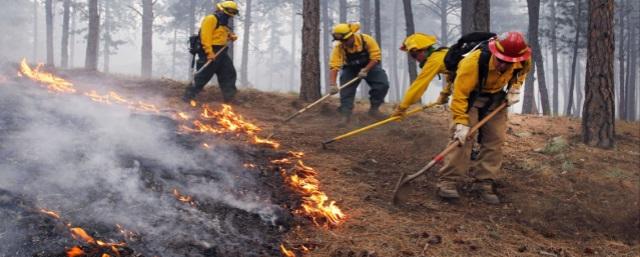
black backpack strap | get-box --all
[466,44,492,113]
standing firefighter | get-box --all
[392,33,452,118]
[437,32,531,204]
[329,23,390,123]
[183,1,239,103]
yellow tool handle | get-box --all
[283,77,360,123]
[322,102,439,146]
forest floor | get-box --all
[156,79,640,257]
[6,67,639,257]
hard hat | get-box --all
[400,33,437,52]
[332,23,360,41]
[217,1,239,16]
[488,32,531,62]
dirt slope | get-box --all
[18,70,640,257]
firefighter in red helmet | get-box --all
[436,32,532,204]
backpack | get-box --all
[443,32,497,85]
[188,14,224,56]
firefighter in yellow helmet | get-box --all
[392,33,452,118]
[436,32,532,204]
[183,1,239,103]
[329,23,390,123]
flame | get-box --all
[66,246,84,257]
[172,188,197,206]
[280,244,296,257]
[18,59,76,93]
[70,227,96,244]
[40,208,61,219]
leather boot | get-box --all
[475,180,500,204]
[437,181,460,199]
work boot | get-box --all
[437,181,460,200]
[475,180,500,204]
[337,113,352,127]
[182,88,197,103]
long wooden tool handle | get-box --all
[283,77,360,123]
[194,45,229,75]
[402,102,508,182]
[323,102,439,145]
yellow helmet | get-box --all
[332,23,360,41]
[217,1,239,16]
[400,33,437,52]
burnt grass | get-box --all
[0,80,303,257]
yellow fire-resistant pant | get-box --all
[437,95,508,183]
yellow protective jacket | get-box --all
[451,49,531,126]
[398,48,451,110]
[200,15,232,59]
[329,34,382,70]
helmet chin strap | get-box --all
[215,11,230,26]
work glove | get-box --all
[229,33,238,42]
[436,92,450,105]
[453,124,471,145]
[329,85,340,95]
[391,107,406,119]
[357,69,369,79]
[506,87,521,106]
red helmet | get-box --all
[488,32,531,62]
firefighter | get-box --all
[183,1,239,103]
[437,32,532,204]
[329,23,390,123]
[392,33,452,118]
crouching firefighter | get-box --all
[328,23,390,123]
[437,32,532,204]
[183,1,239,103]
[392,33,453,118]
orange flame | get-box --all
[70,227,96,244]
[18,59,76,93]
[66,246,84,257]
[40,208,61,219]
[280,244,296,257]
[172,188,197,206]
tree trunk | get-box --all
[189,0,196,35]
[45,0,54,66]
[61,0,70,68]
[551,0,559,115]
[461,0,490,34]
[103,0,111,73]
[402,0,417,82]
[360,0,371,34]
[624,7,637,121]
[321,0,331,93]
[290,7,298,91]
[70,5,76,68]
[240,0,253,87]
[527,0,551,115]
[85,0,99,71]
[522,60,538,114]
[582,0,615,149]
[617,0,626,119]
[141,0,154,78]
[566,0,582,116]
[374,0,381,44]
[171,28,177,78]
[575,57,583,115]
[440,0,449,45]
[300,0,321,101]
[339,0,347,22]
[33,0,38,61]
[391,1,400,102]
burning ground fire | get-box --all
[15,59,346,256]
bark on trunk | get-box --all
[403,0,417,82]
[300,0,321,101]
[85,0,99,71]
[617,0,626,119]
[391,1,401,102]
[45,0,54,66]
[566,0,582,116]
[440,0,449,45]
[240,0,253,87]
[551,0,559,115]
[103,0,111,73]
[461,0,490,34]
[624,9,637,120]
[70,5,76,67]
[527,0,551,115]
[290,7,297,91]
[61,0,70,68]
[339,0,347,22]
[374,0,381,44]
[33,0,38,61]
[522,60,538,114]
[321,0,331,93]
[360,0,371,34]
[141,0,154,78]
[582,0,615,149]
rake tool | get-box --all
[321,102,439,149]
[265,77,361,139]
[391,102,508,204]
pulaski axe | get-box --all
[391,102,508,204]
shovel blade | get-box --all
[391,173,410,205]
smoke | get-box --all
[0,78,287,256]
